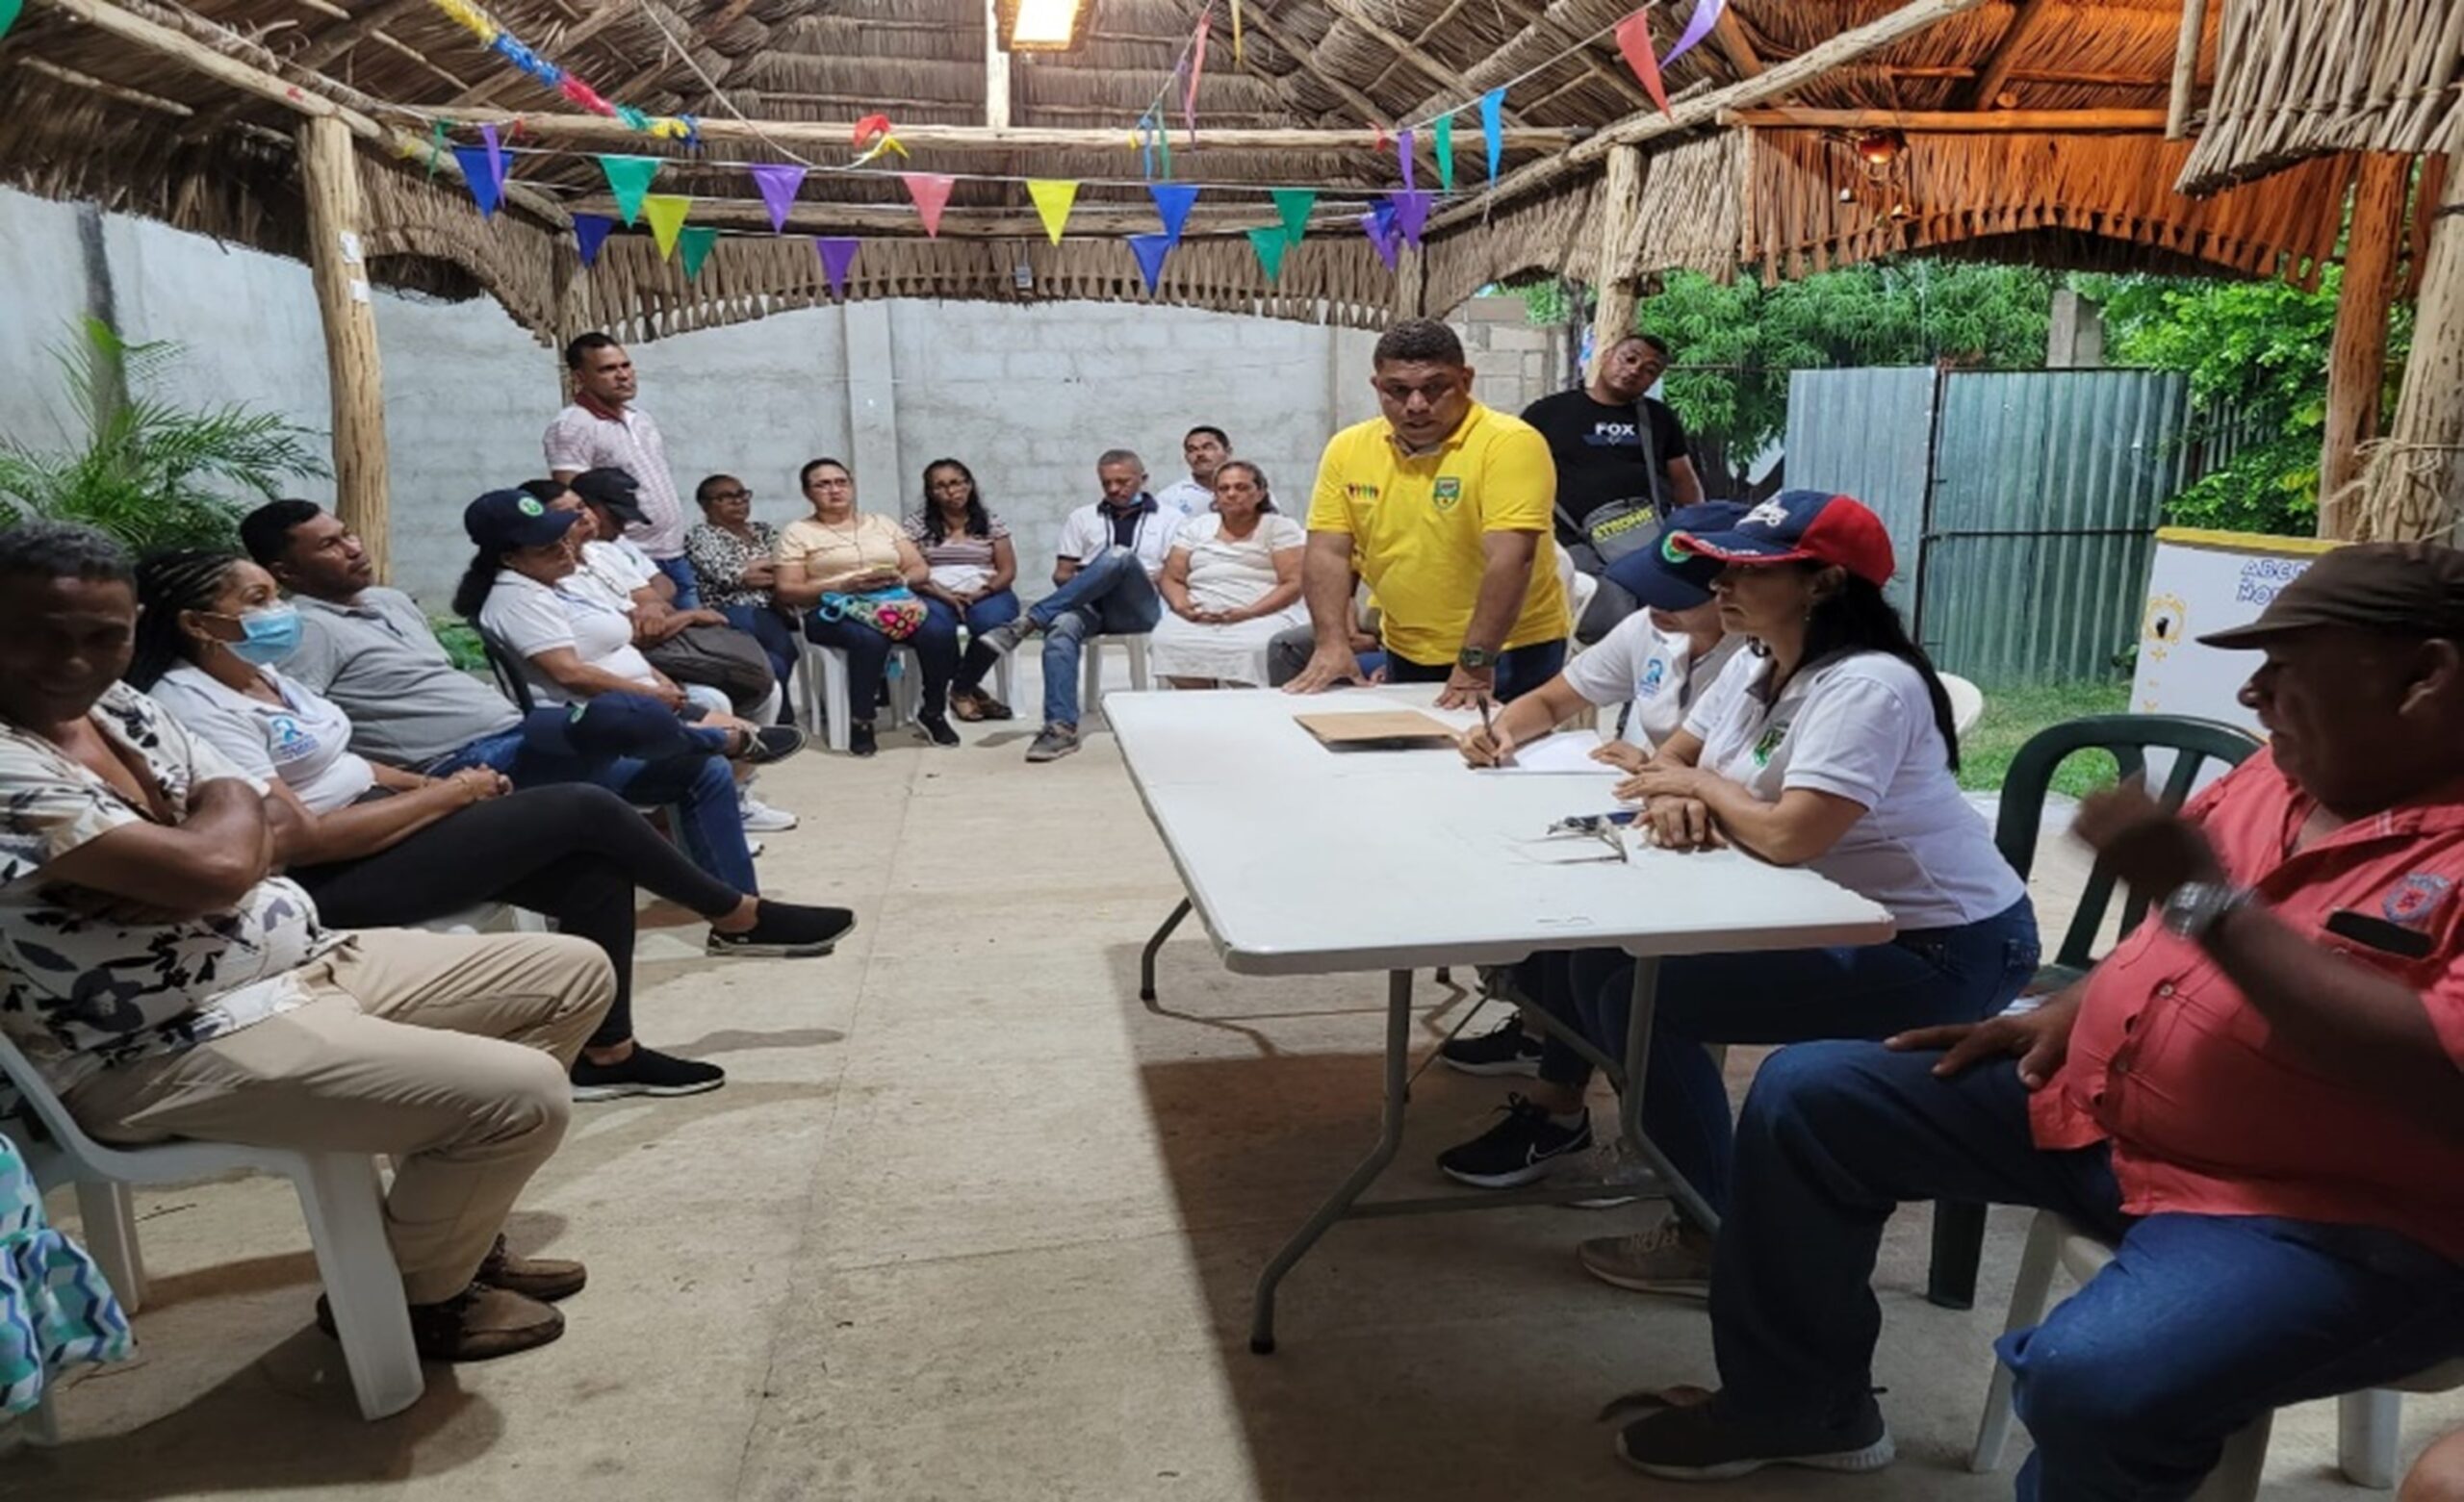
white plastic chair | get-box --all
[422,905,552,937]
[1079,634,1153,726]
[0,1035,424,1423]
[797,639,916,752]
[1942,672,1987,740]
[1972,1209,2464,1495]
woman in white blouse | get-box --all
[1148,461,1307,688]
[774,457,961,755]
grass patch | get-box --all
[1956,680,2132,797]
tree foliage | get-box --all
[0,318,330,554]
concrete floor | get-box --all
[8,680,2458,1500]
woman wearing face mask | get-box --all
[133,549,859,1101]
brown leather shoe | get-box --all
[476,1235,587,1303]
[317,1283,566,1362]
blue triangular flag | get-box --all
[1128,232,1173,292]
[1149,183,1201,246]
[573,214,616,267]
[451,145,504,218]
[1480,88,1506,182]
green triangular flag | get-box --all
[1271,188,1317,246]
[642,193,691,261]
[1245,226,1288,283]
[600,155,660,226]
[677,226,720,281]
[0,0,24,41]
[1433,114,1457,193]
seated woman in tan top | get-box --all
[773,457,960,756]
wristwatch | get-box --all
[1456,645,1496,671]
[2160,880,2251,941]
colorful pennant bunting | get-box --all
[901,173,955,238]
[1245,225,1288,283]
[748,164,807,233]
[1432,114,1456,193]
[451,145,504,217]
[1362,202,1401,271]
[1128,232,1174,293]
[1150,183,1201,245]
[677,226,719,281]
[1184,13,1211,135]
[426,0,693,140]
[1028,179,1080,244]
[851,114,908,165]
[816,237,860,299]
[1661,0,1731,68]
[642,193,691,260]
[1398,125,1416,193]
[1615,11,1672,115]
[599,154,659,225]
[0,0,20,40]
[1272,188,1318,244]
[572,214,615,267]
[1479,89,1506,183]
[1393,190,1430,247]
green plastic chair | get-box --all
[1924,713,2263,1311]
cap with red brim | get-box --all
[1669,490,1896,588]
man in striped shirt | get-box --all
[544,333,699,607]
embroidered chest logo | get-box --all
[2383,873,2453,929]
[1751,718,1792,768]
[1431,476,1463,510]
[1346,483,1381,503]
[1636,658,1668,697]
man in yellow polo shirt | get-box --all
[1289,318,1570,707]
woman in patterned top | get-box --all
[684,473,797,704]
[906,458,1020,722]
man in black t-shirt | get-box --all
[1522,334,1705,640]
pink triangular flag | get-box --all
[749,164,807,233]
[815,237,860,299]
[1184,13,1211,134]
[1615,10,1673,115]
[902,173,955,238]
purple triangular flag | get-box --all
[1394,190,1430,247]
[750,164,807,233]
[1128,232,1173,292]
[1149,182,1201,246]
[451,145,504,217]
[1398,125,1415,192]
[1361,207,1400,271]
[814,237,860,299]
[573,213,616,267]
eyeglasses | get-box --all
[707,489,751,503]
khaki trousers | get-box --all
[66,929,614,1304]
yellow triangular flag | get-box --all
[642,193,692,261]
[1027,179,1079,245]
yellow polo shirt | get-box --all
[1306,402,1569,667]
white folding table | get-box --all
[1106,686,1895,1353]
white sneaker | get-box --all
[740,795,799,833]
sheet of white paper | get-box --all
[1478,729,1613,776]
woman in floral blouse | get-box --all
[684,473,796,704]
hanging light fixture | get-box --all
[998,0,1095,52]
[1852,129,1907,175]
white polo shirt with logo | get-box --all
[1562,613,1747,751]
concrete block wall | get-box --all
[0,186,1575,604]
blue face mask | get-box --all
[226,603,302,666]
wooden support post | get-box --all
[2319,153,2411,537]
[983,0,1011,129]
[2358,153,2464,543]
[298,115,392,581]
[2167,0,2211,140]
[1586,145,1646,378]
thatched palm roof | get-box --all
[0,0,2379,339]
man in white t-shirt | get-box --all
[1152,424,1230,521]
[543,333,698,607]
[956,447,1179,762]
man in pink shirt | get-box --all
[544,333,697,607]
[1616,542,2464,1496]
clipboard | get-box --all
[1295,709,1459,751]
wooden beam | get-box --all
[437,108,1582,152]
[1586,144,1646,375]
[1711,11,1764,77]
[1721,106,2169,132]
[1242,4,1392,127]
[1964,0,2057,109]
[2320,153,2412,536]
[1430,0,1992,235]
[298,114,393,583]
[2356,151,2464,541]
[434,0,636,111]
[15,54,193,115]
[1321,0,1527,125]
[563,195,1357,238]
[2167,0,2210,140]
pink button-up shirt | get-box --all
[542,394,687,559]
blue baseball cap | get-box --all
[1671,490,1896,587]
[1603,500,1751,610]
[464,488,579,551]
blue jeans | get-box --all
[804,608,960,722]
[1384,637,1568,702]
[1028,550,1161,728]
[922,589,1021,639]
[654,554,701,610]
[1712,1039,2464,1499]
[720,603,799,705]
[1565,897,2040,1214]
[436,720,756,892]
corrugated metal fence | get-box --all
[1785,367,2200,684]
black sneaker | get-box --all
[1436,1093,1591,1188]
[848,722,878,758]
[1616,1392,1895,1482]
[915,711,961,748]
[706,901,857,957]
[742,726,807,765]
[570,1046,727,1102]
[1439,1014,1546,1077]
